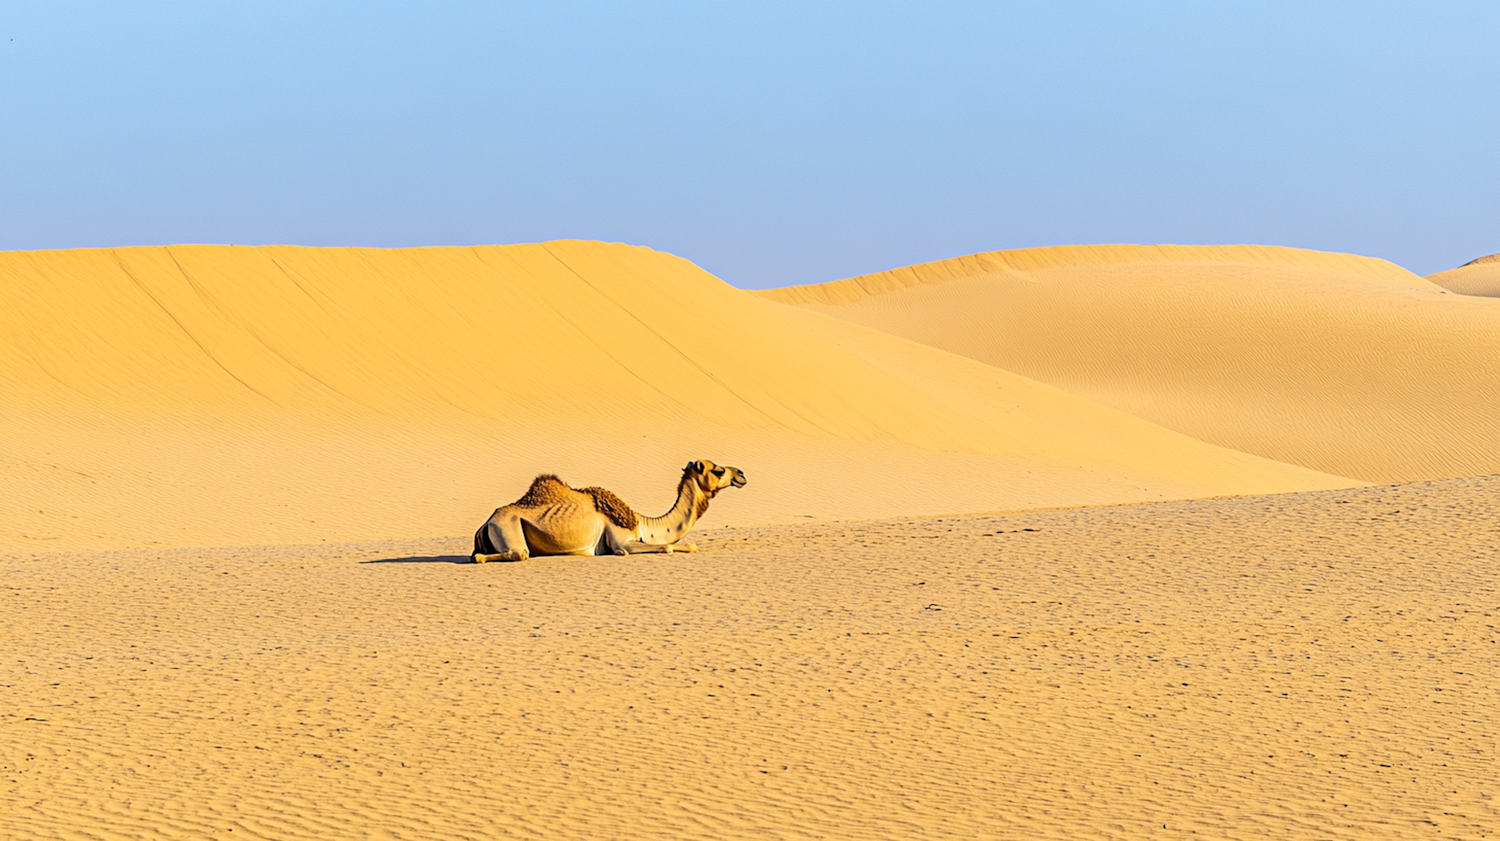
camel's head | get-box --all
[685,459,747,495]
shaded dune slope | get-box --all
[756,245,1500,483]
[1428,253,1500,298]
[1,243,1350,553]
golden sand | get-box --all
[1429,254,1500,298]
[755,244,1500,484]
[1,243,1350,554]
[3,241,1495,839]
[4,476,1495,839]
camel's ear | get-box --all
[693,460,705,473]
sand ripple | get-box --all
[3,476,1495,838]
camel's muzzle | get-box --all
[730,471,747,488]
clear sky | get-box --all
[2,2,1496,287]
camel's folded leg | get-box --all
[603,525,634,556]
[625,542,670,554]
[473,517,529,563]
[625,542,698,554]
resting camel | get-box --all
[471,459,747,563]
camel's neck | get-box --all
[638,475,711,545]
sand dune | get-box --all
[4,474,1494,840]
[756,244,1500,484]
[1428,253,1500,298]
[0,243,1351,553]
[5,240,1495,840]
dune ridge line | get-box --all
[1,241,1355,553]
[756,243,1500,484]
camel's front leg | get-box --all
[625,541,698,555]
[473,512,530,563]
[602,524,634,556]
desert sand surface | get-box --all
[4,474,1496,840]
[5,240,1496,839]
[1429,254,1500,298]
[1,243,1353,555]
[755,245,1500,484]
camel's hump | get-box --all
[513,474,572,508]
[580,486,639,530]
[513,474,638,530]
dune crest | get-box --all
[1,242,1352,553]
[763,243,1428,306]
[756,244,1500,484]
[1428,253,1500,298]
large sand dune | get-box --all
[1428,253,1500,298]
[756,245,1500,483]
[5,240,1495,840]
[0,243,1350,553]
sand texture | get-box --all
[6,240,1495,838]
[4,474,1496,840]
[1429,254,1500,298]
[1,243,1353,554]
[755,244,1500,484]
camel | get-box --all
[471,459,747,563]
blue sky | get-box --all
[2,2,1496,287]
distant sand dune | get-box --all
[1428,253,1500,298]
[0,243,1349,553]
[757,244,1500,483]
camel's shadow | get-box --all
[360,555,470,565]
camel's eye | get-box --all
[713,468,725,476]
